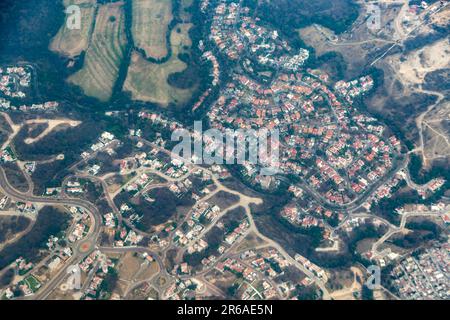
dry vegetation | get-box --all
[391,38,450,87]
[131,0,173,60]
[422,101,450,162]
[124,23,195,107]
[50,0,97,58]
[68,2,128,102]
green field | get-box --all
[22,275,42,293]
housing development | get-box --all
[0,0,448,305]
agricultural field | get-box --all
[131,0,173,60]
[68,2,128,102]
[124,23,196,107]
[49,0,97,58]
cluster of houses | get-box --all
[416,178,446,199]
[0,65,60,115]
[216,255,278,300]
[0,147,17,163]
[0,97,59,112]
[112,225,143,247]
[391,243,449,300]
[2,225,77,299]
[66,180,85,195]
[0,65,31,98]
[103,212,117,228]
[174,201,221,248]
[206,1,402,209]
[81,131,116,160]
[280,204,325,229]
[210,2,309,72]
[67,206,91,243]
[70,250,116,299]
[16,202,37,215]
[334,76,374,104]
[185,217,250,269]
[294,254,327,282]
[164,278,200,300]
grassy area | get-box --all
[124,23,196,107]
[68,2,128,102]
[50,0,96,57]
[131,0,173,60]
[23,275,42,293]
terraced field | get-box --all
[124,23,195,107]
[68,2,128,102]
[49,0,97,57]
[131,0,173,60]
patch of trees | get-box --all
[392,220,443,249]
[371,191,419,226]
[0,131,8,147]
[0,206,69,270]
[0,268,15,288]
[408,153,450,184]
[12,120,105,194]
[361,284,374,300]
[403,30,448,54]
[183,251,206,268]
[0,0,65,56]
[26,123,48,139]
[294,284,320,300]
[309,52,347,82]
[423,68,450,93]
[99,269,119,296]
[312,223,387,269]
[253,201,326,263]
[0,216,31,243]
[167,53,202,90]
[132,187,195,231]
[13,121,102,161]
[226,283,240,299]
[255,0,360,41]
[209,191,240,209]
[2,162,29,193]
[31,159,71,195]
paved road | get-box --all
[371,210,447,258]
[0,166,103,299]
